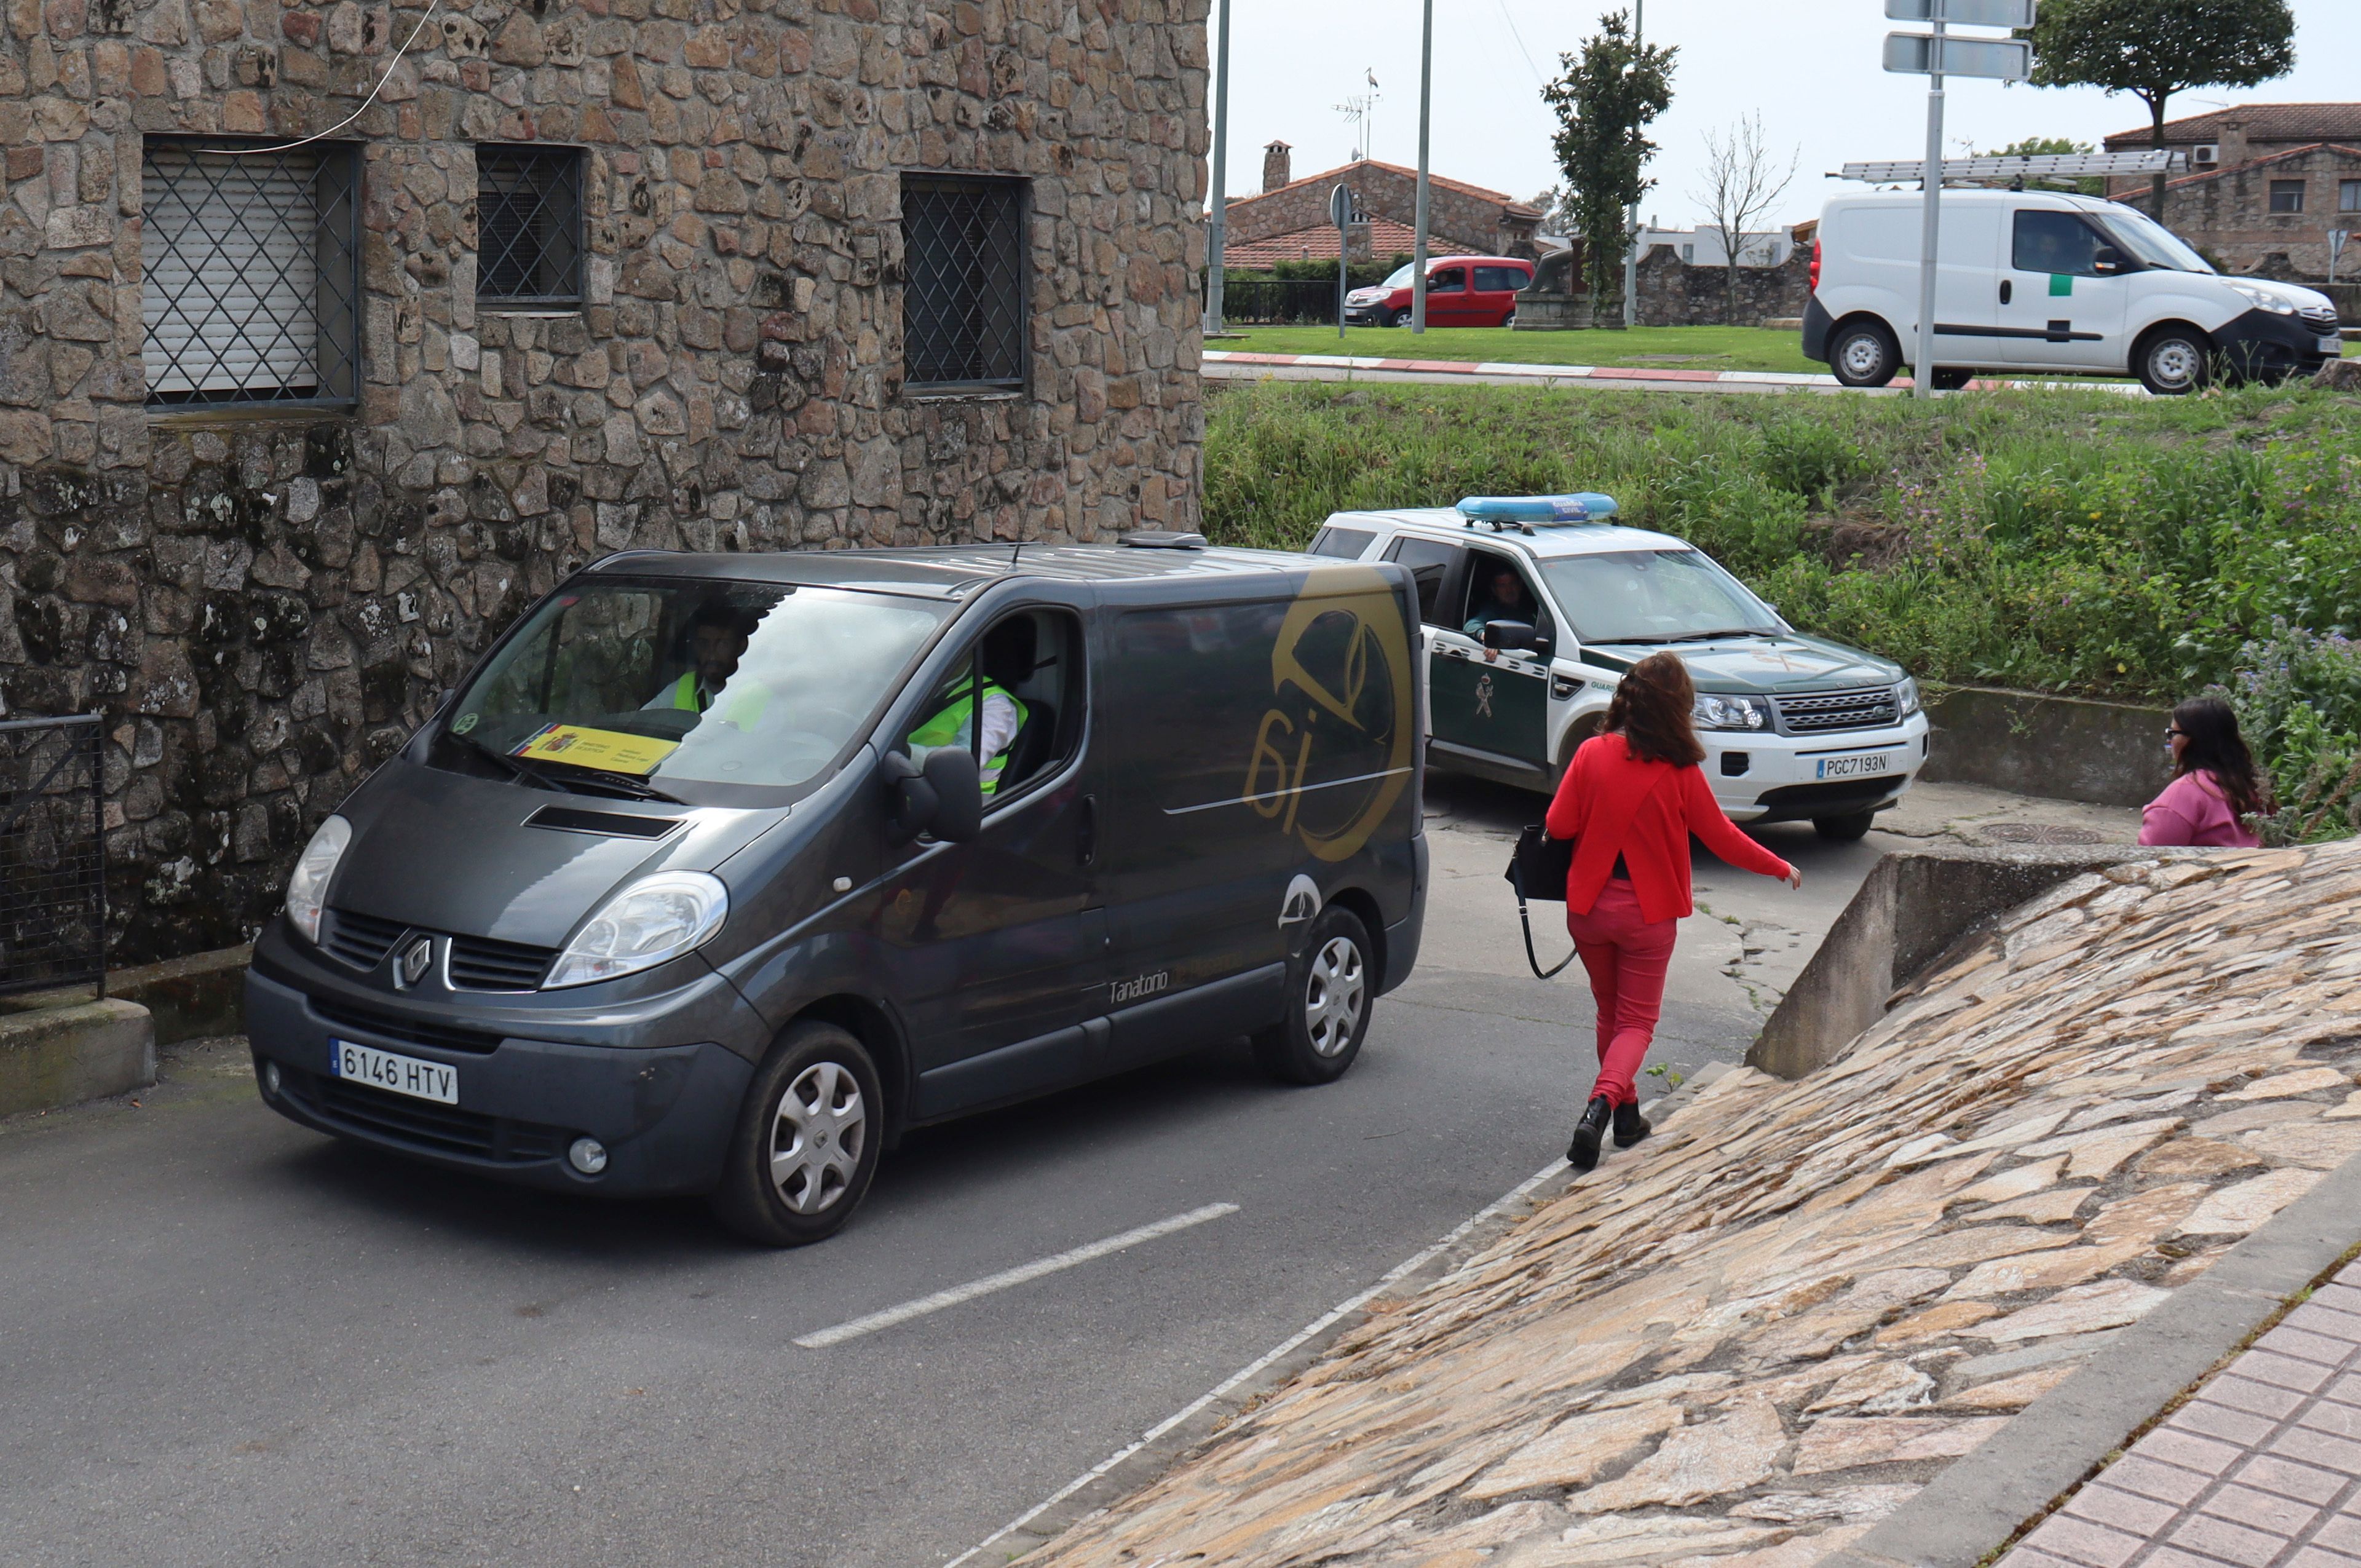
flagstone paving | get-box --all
[1018,844,2361,1567]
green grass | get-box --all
[1209,324,1821,374]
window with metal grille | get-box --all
[141,139,361,406]
[901,174,1027,392]
[2269,179,2307,214]
[477,146,583,307]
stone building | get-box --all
[2102,103,2361,277]
[1219,140,1540,269]
[0,0,1209,962]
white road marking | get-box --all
[941,1154,1576,1567]
[794,1203,1241,1350]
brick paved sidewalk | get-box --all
[2002,1259,2361,1568]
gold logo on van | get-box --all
[1244,565,1416,863]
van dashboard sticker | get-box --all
[1112,971,1169,1005]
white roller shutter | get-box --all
[141,149,318,396]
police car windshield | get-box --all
[1535,550,1780,644]
[442,580,947,801]
[2097,207,2215,274]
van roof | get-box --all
[580,542,1324,598]
[1825,187,2119,216]
[1324,507,1690,558]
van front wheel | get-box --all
[1829,320,1900,388]
[711,1023,884,1246]
[2136,327,2211,395]
[1254,906,1374,1085]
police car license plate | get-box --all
[328,1039,457,1104]
[1815,751,1892,780]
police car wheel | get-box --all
[1813,810,1877,842]
[1254,906,1374,1086]
[711,1023,883,1246]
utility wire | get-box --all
[212,0,443,154]
[1493,0,1547,87]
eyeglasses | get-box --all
[2164,727,2188,740]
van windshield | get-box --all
[1380,263,1415,288]
[2096,207,2215,274]
[1536,550,1781,644]
[441,580,947,803]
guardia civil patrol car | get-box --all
[1307,494,1931,839]
[246,539,1426,1245]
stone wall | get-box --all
[2143,146,2361,277]
[1633,243,1811,327]
[0,0,1208,964]
[1222,158,1538,259]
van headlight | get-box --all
[1693,694,1772,731]
[2229,282,2298,315]
[1896,677,1921,716]
[544,871,729,989]
[284,815,351,945]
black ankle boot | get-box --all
[1566,1096,1613,1172]
[1613,1100,1652,1149]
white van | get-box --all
[1803,188,2341,395]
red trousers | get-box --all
[1566,877,1677,1107]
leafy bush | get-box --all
[2217,622,2361,843]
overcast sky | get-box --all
[1210,1,2360,232]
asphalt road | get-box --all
[0,778,2130,1567]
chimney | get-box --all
[1262,140,1292,193]
[2218,117,2248,168]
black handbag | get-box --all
[1504,825,1578,979]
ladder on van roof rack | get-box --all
[1832,149,2181,185]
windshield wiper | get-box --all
[524,759,687,804]
[1662,628,1773,643]
[453,731,568,791]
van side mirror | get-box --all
[883,748,983,843]
[1482,619,1539,652]
[2092,245,2124,274]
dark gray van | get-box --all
[246,540,1428,1243]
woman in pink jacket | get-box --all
[2140,697,2266,849]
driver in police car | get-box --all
[1465,565,1550,645]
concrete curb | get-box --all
[105,943,250,1045]
[1922,687,2171,809]
[1203,350,2151,398]
[0,997,154,1115]
[1826,1144,2361,1568]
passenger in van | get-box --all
[2140,697,2266,849]
[1465,565,1549,644]
[909,618,1035,797]
[1545,652,1802,1174]
[645,600,763,724]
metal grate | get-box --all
[0,715,106,998]
[285,1068,568,1163]
[321,908,408,971]
[448,935,556,992]
[477,145,583,306]
[141,140,360,406]
[1776,688,1903,734]
[312,996,507,1055]
[901,174,1026,390]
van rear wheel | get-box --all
[1829,320,1900,388]
[1253,906,1374,1085]
[711,1022,882,1246]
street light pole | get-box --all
[1621,0,1642,330]
[1913,13,1944,400]
[1201,0,1232,338]
[1412,0,1432,333]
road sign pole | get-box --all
[1202,0,1230,336]
[1913,18,1945,400]
[1412,0,1432,333]
[1332,184,1354,339]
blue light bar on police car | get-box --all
[1455,493,1619,524]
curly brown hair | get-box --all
[1604,652,1705,768]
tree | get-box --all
[1527,186,1575,238]
[1690,114,1798,325]
[1542,10,1675,327]
[2027,0,2295,217]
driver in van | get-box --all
[909,619,1035,798]
[646,601,765,725]
[1465,565,1549,644]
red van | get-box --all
[1344,256,1534,328]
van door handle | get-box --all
[1999,279,2013,304]
[1077,793,1097,868]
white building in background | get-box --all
[1635,221,1795,267]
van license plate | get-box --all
[328,1039,457,1105]
[2321,336,2344,354]
[1815,752,1892,780]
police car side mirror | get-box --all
[922,747,983,844]
[1482,619,1539,652]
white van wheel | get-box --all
[1829,321,1900,388]
[2137,328,2211,396]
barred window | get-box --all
[901,174,1026,392]
[477,146,583,307]
[140,140,361,406]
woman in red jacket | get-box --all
[1544,653,1803,1172]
